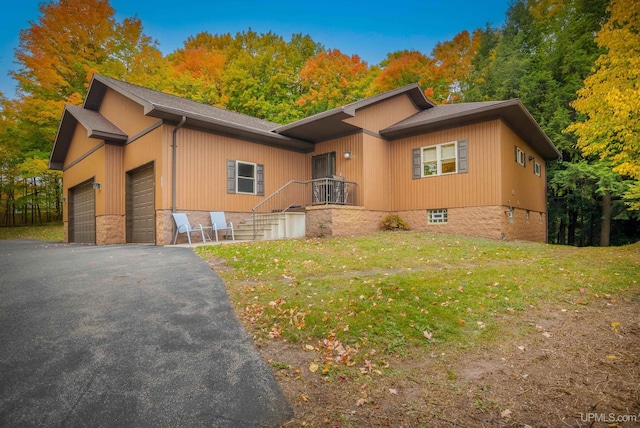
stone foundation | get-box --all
[305,205,387,238]
[96,215,125,244]
[395,206,546,242]
[156,206,548,245]
[502,207,546,242]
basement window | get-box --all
[428,209,448,224]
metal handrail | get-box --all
[251,178,358,240]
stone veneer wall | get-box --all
[157,206,547,244]
[96,215,125,244]
[397,206,546,242]
[502,207,546,242]
[305,205,387,238]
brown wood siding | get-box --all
[104,144,124,215]
[64,124,101,168]
[63,147,105,220]
[123,126,164,209]
[362,133,391,210]
[343,94,419,133]
[500,122,547,212]
[100,88,159,136]
[172,127,310,211]
[310,133,364,203]
[389,121,502,210]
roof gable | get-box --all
[49,105,127,170]
[380,100,561,161]
[274,83,434,142]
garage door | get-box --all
[127,164,155,243]
[69,181,96,244]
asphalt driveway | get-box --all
[0,240,292,427]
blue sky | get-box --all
[0,0,510,99]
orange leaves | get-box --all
[296,49,369,114]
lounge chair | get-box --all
[172,213,207,244]
[209,211,235,242]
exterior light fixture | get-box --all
[92,182,101,190]
[344,151,352,159]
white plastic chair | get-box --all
[209,211,235,242]
[172,213,207,244]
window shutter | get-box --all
[514,145,518,162]
[412,148,421,179]
[457,140,468,173]
[256,164,264,196]
[227,160,236,194]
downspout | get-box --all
[172,116,187,213]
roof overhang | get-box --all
[275,83,435,142]
[381,100,561,161]
[49,105,128,170]
[148,107,314,152]
[85,74,313,152]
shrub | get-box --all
[381,214,409,231]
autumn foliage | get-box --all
[1,0,638,242]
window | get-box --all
[413,140,467,179]
[236,161,256,194]
[227,159,264,195]
[515,146,526,166]
[422,142,457,177]
[428,209,448,224]
[534,161,541,176]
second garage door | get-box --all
[127,164,155,243]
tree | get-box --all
[431,29,482,102]
[168,40,228,106]
[296,49,370,116]
[220,30,323,123]
[367,50,448,101]
[461,25,501,101]
[567,0,640,209]
[10,0,167,152]
[0,0,166,224]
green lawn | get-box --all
[196,232,639,371]
[0,223,64,242]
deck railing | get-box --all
[251,178,358,239]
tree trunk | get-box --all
[557,217,566,245]
[567,210,577,246]
[600,193,611,247]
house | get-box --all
[49,74,560,245]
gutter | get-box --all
[172,116,187,213]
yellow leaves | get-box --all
[308,363,319,373]
[611,321,621,332]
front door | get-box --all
[311,152,336,204]
[311,152,336,179]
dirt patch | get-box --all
[206,257,231,271]
[256,295,640,427]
